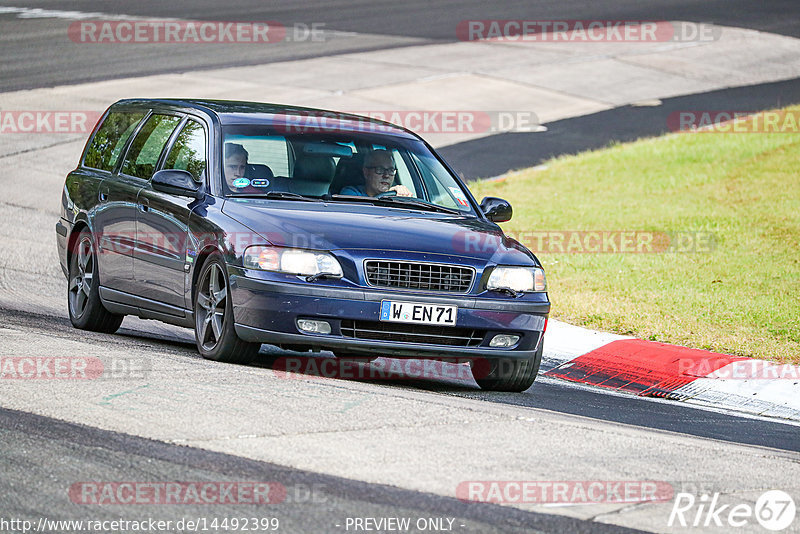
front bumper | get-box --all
[230,267,549,361]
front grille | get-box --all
[364,260,474,293]
[341,320,484,347]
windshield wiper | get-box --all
[329,194,462,215]
[377,196,463,215]
[235,191,321,202]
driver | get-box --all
[340,150,412,197]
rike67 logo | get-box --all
[669,490,796,531]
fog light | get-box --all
[489,334,520,348]
[297,319,331,334]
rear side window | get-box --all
[121,114,182,180]
[83,111,146,171]
[163,119,207,181]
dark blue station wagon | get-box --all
[56,99,550,391]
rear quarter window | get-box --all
[83,111,146,172]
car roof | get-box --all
[112,98,419,140]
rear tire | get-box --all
[473,339,543,392]
[194,252,260,363]
[67,230,123,334]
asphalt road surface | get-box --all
[442,77,800,179]
[1,2,799,533]
[1,407,653,534]
[1,0,800,91]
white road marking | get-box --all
[0,6,177,21]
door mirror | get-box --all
[480,197,512,222]
[151,169,204,199]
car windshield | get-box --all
[220,123,476,216]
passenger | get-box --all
[340,150,412,197]
[224,143,250,190]
[223,142,286,193]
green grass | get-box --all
[468,107,800,363]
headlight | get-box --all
[487,266,546,293]
[243,246,343,278]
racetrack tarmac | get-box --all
[1,2,799,532]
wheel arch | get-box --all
[190,244,225,306]
[66,220,91,275]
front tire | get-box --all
[67,230,123,333]
[194,253,260,363]
[473,339,543,392]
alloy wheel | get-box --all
[197,263,228,351]
[68,236,94,319]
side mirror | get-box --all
[151,169,204,199]
[480,197,512,222]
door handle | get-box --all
[98,187,109,203]
[139,198,149,212]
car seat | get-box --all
[291,154,336,196]
[328,152,366,195]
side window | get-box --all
[83,111,146,171]
[411,153,461,209]
[163,120,207,181]
[389,148,416,197]
[121,114,181,180]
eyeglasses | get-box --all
[366,166,397,175]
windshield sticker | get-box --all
[449,187,470,207]
[250,179,270,188]
[232,178,251,188]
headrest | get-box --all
[293,155,336,183]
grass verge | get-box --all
[468,107,800,364]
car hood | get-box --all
[221,199,537,265]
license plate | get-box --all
[379,300,457,326]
